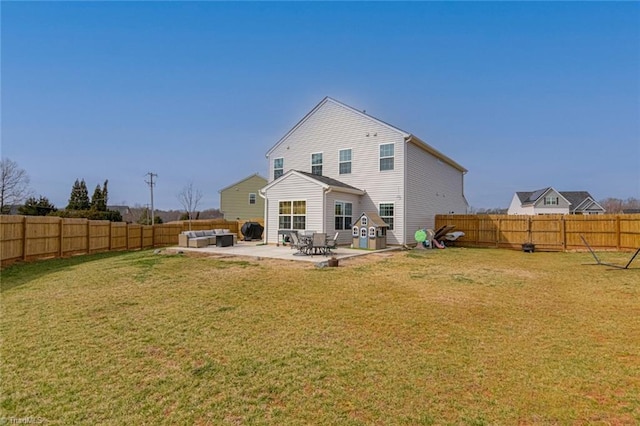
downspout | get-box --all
[404,136,409,245]
[323,186,333,234]
[258,189,267,244]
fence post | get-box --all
[126,224,130,250]
[560,216,566,251]
[59,217,64,258]
[616,215,621,250]
[22,216,28,261]
[86,220,91,255]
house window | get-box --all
[352,226,359,237]
[248,193,256,205]
[274,158,284,180]
[369,227,376,238]
[279,200,306,230]
[544,196,559,205]
[311,153,323,175]
[379,203,394,230]
[334,201,353,230]
[339,149,352,174]
[380,143,394,171]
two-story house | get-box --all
[260,97,468,246]
[507,187,605,215]
[219,173,267,220]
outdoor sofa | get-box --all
[178,229,237,248]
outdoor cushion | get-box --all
[204,230,215,236]
[214,229,224,234]
[186,231,197,238]
[195,231,205,237]
[222,229,231,234]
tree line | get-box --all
[0,158,222,224]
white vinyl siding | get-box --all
[263,173,325,243]
[405,141,468,239]
[266,99,406,244]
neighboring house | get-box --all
[507,187,605,215]
[260,97,468,246]
[219,173,267,220]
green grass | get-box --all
[1,248,639,425]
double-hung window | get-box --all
[379,203,394,230]
[339,149,352,175]
[334,201,353,230]
[311,153,323,175]
[544,196,559,206]
[379,143,394,171]
[274,158,284,179]
[279,200,306,230]
[248,193,256,205]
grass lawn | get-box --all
[1,248,639,425]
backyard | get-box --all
[1,248,638,425]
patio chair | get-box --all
[311,232,328,256]
[325,232,339,253]
[289,232,309,255]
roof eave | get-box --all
[406,135,467,173]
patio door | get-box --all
[359,227,368,249]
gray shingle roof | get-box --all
[559,191,593,210]
[295,170,364,192]
[516,188,596,210]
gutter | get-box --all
[258,189,268,244]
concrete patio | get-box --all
[168,241,400,264]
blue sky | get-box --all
[2,1,639,211]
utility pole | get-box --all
[145,172,157,225]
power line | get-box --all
[144,172,157,225]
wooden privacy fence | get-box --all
[434,214,640,252]
[0,216,263,266]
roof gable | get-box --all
[266,97,410,157]
[354,211,389,228]
[261,170,365,195]
[218,173,268,193]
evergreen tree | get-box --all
[78,179,90,209]
[19,196,57,216]
[67,178,90,210]
[67,179,81,210]
[102,180,109,210]
[91,185,104,211]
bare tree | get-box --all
[0,158,32,214]
[177,181,203,230]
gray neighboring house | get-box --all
[507,187,605,215]
[260,97,468,246]
[219,173,267,220]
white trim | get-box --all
[378,201,395,230]
[311,151,323,176]
[277,199,308,230]
[379,142,395,171]
[273,157,284,180]
[338,147,352,175]
[334,200,353,230]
